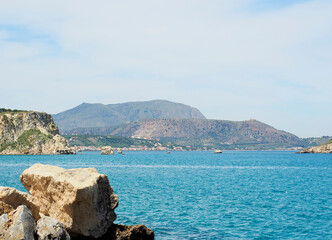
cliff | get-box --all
[299,140,332,153]
[0,111,74,155]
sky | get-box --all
[0,0,331,138]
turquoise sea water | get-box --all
[0,151,331,239]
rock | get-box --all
[0,186,41,220]
[101,146,114,155]
[299,141,332,153]
[0,201,14,215]
[55,148,76,155]
[0,205,35,240]
[72,224,154,240]
[36,216,70,240]
[0,214,8,233]
[100,224,155,240]
[20,164,119,238]
[0,111,72,155]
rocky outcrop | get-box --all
[20,164,118,238]
[101,146,115,155]
[0,164,154,239]
[36,216,70,240]
[299,141,332,153]
[0,111,75,155]
[0,205,35,240]
[0,186,41,220]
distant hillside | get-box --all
[64,119,304,150]
[53,100,205,131]
[300,136,332,147]
[64,135,159,148]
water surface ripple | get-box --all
[0,151,331,239]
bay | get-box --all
[0,151,331,239]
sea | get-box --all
[0,151,331,239]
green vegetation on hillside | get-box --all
[0,108,27,114]
[324,139,332,145]
[63,119,305,150]
[0,129,53,152]
[300,136,332,147]
[64,135,159,148]
[62,119,332,150]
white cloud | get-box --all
[0,0,331,137]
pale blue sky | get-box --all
[0,0,331,137]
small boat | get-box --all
[213,150,222,154]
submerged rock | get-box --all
[0,205,35,240]
[20,164,119,238]
[36,216,70,240]
[101,146,115,155]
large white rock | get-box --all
[0,205,35,240]
[20,164,118,238]
[101,146,114,155]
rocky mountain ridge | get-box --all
[53,100,206,131]
[65,118,303,150]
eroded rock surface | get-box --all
[0,201,13,215]
[20,164,118,238]
[0,186,41,220]
[0,111,75,155]
[0,205,35,240]
[36,216,70,240]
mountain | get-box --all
[53,100,206,131]
[0,110,72,154]
[64,118,304,150]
